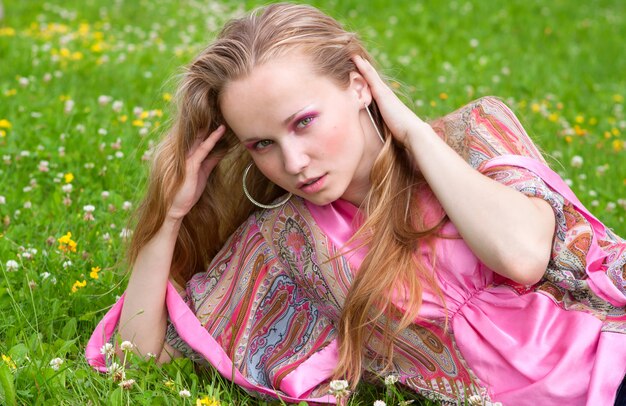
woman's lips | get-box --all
[299,174,326,194]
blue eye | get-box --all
[254,139,273,150]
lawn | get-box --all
[0,0,624,404]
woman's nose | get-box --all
[282,143,310,175]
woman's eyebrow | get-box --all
[283,105,313,125]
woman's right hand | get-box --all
[167,125,226,220]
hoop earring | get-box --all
[242,162,292,209]
[366,104,385,144]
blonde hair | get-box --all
[128,2,447,387]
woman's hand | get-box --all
[167,125,226,220]
[353,55,431,149]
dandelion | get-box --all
[71,279,87,293]
[49,357,64,371]
[5,259,19,271]
[2,354,16,369]
[58,232,77,253]
[570,155,583,168]
[0,119,12,129]
[196,397,221,406]
[120,341,134,351]
[64,173,74,183]
[100,343,115,358]
[179,389,192,398]
[89,266,101,279]
[119,379,135,389]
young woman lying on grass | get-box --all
[87,3,626,405]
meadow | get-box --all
[0,0,624,404]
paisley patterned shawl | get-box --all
[86,96,626,404]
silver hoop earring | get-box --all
[366,104,385,144]
[242,162,292,210]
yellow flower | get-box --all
[548,113,559,122]
[91,42,104,52]
[139,111,149,119]
[0,130,5,138]
[0,27,16,36]
[2,354,16,369]
[564,136,573,144]
[163,93,172,102]
[196,397,220,406]
[58,232,77,253]
[531,103,540,113]
[588,117,597,125]
[71,279,87,293]
[132,119,144,127]
[4,89,17,96]
[439,92,449,100]
[613,94,624,103]
[90,266,101,279]
[575,115,584,124]
[64,173,74,183]
[119,115,128,123]
[613,140,624,152]
[0,119,11,129]
[71,51,84,60]
[612,127,621,136]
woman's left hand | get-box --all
[353,55,431,149]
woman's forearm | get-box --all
[118,217,182,358]
[405,122,555,285]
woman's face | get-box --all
[220,52,382,206]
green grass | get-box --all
[0,0,624,404]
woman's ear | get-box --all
[349,71,372,107]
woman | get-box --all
[86,3,626,405]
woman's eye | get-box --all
[254,139,273,150]
[296,116,314,129]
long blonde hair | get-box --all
[129,2,448,387]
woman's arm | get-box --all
[354,56,555,285]
[118,125,225,360]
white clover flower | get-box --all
[115,151,124,159]
[384,374,398,386]
[100,343,115,358]
[119,228,132,239]
[41,272,51,279]
[108,362,125,382]
[98,95,112,106]
[570,155,583,168]
[23,186,32,193]
[0,195,5,204]
[62,184,73,193]
[132,106,143,117]
[122,201,132,210]
[328,379,350,398]
[120,341,134,351]
[469,38,479,48]
[43,73,52,82]
[24,201,32,209]
[107,362,122,374]
[64,99,75,114]
[606,202,617,212]
[119,378,135,389]
[139,127,149,136]
[146,352,156,359]
[5,260,19,271]
[19,77,30,87]
[112,100,123,113]
[373,401,386,406]
[102,233,111,242]
[83,205,95,213]
[98,128,108,135]
[101,191,110,199]
[75,124,86,133]
[49,357,64,371]
[62,260,72,269]
[179,389,191,398]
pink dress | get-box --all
[86,97,626,405]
